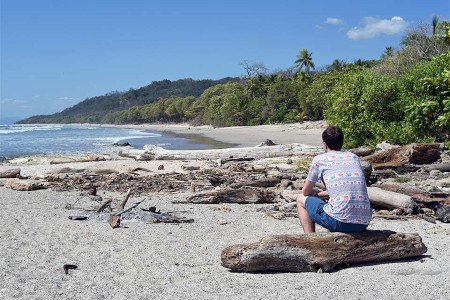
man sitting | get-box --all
[296,126,371,233]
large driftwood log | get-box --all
[221,230,427,273]
[178,187,277,204]
[119,143,321,161]
[0,168,21,178]
[367,187,415,213]
[362,143,441,169]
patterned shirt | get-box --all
[307,151,372,225]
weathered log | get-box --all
[220,157,255,165]
[221,230,427,273]
[373,182,426,197]
[49,154,107,164]
[230,178,281,189]
[349,146,375,157]
[372,182,449,205]
[367,187,415,213]
[178,187,277,204]
[119,143,321,161]
[3,179,46,191]
[0,168,21,178]
[420,162,450,172]
[362,143,441,169]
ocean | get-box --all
[0,124,230,158]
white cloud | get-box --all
[57,96,76,102]
[347,16,408,40]
[326,17,343,25]
[0,98,27,105]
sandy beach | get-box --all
[1,122,449,300]
[108,120,328,148]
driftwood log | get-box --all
[367,187,415,213]
[362,143,441,169]
[420,162,450,172]
[119,143,321,161]
[372,182,449,204]
[3,179,46,191]
[178,187,277,204]
[221,230,427,273]
[0,168,21,178]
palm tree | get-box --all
[295,49,315,74]
[432,15,440,35]
[328,59,345,71]
[381,46,395,59]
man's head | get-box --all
[322,126,344,151]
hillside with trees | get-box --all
[18,20,450,148]
[18,77,238,124]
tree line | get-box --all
[19,19,450,148]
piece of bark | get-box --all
[109,215,121,228]
[221,230,427,273]
[349,146,375,157]
[362,143,441,169]
[367,187,415,213]
[179,187,277,204]
[230,178,281,189]
[0,168,21,178]
[420,163,450,172]
[3,179,45,191]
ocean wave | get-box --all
[0,125,63,134]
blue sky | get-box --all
[1,0,449,121]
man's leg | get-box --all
[296,194,315,233]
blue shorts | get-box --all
[305,196,368,233]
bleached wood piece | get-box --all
[367,187,415,213]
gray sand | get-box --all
[1,188,449,300]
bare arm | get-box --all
[302,180,317,197]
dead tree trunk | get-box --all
[362,143,441,169]
[119,143,321,161]
[367,187,415,213]
[221,230,427,272]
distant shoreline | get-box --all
[103,120,327,148]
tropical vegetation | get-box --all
[18,20,450,148]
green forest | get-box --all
[19,21,450,148]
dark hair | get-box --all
[322,126,344,150]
